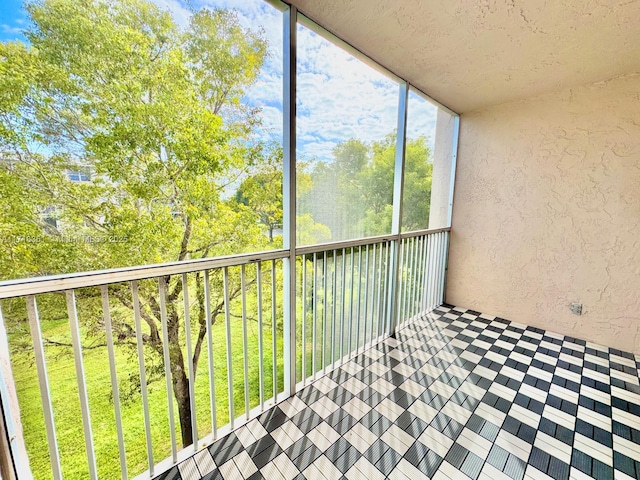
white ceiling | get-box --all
[289,0,640,113]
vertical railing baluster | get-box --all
[420,236,426,312]
[425,235,432,311]
[430,235,436,310]
[339,248,346,363]
[418,235,428,313]
[409,236,418,318]
[443,231,450,305]
[101,286,128,479]
[240,265,250,419]
[362,245,370,351]
[301,256,307,383]
[181,274,198,451]
[419,236,426,314]
[223,267,234,428]
[355,246,362,353]
[158,278,177,461]
[436,232,444,306]
[375,242,383,343]
[400,239,408,322]
[271,260,278,400]
[381,242,391,338]
[367,244,376,347]
[444,232,449,304]
[399,240,406,331]
[331,250,337,366]
[348,247,355,357]
[403,237,415,322]
[257,263,265,409]
[422,236,430,311]
[131,281,154,474]
[400,239,407,322]
[370,244,376,342]
[389,238,404,335]
[430,234,438,310]
[203,271,217,439]
[435,233,441,306]
[312,253,318,379]
[322,252,327,372]
[379,243,387,338]
[396,239,401,326]
[373,243,380,345]
[26,295,62,480]
[415,237,422,317]
[437,233,444,307]
[403,238,411,322]
[408,238,416,319]
[416,237,423,313]
[368,244,375,344]
[434,233,440,307]
[420,235,428,311]
[428,234,436,311]
[65,290,98,480]
[439,232,447,305]
[376,244,384,340]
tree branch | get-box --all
[112,289,162,348]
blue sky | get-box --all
[0,0,26,42]
[0,0,438,163]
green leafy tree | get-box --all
[361,134,433,233]
[235,144,283,243]
[300,134,432,239]
[0,0,271,448]
[401,136,433,230]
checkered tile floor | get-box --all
[155,305,640,480]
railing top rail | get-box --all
[295,234,397,256]
[399,227,450,239]
[0,227,450,299]
[295,227,450,255]
[0,249,289,299]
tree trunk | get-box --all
[172,356,193,448]
[167,304,194,448]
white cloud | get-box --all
[0,23,24,40]
[1,24,24,35]
[407,91,438,149]
[295,25,400,162]
[142,0,440,161]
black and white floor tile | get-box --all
[155,306,640,480]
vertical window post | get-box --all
[282,5,297,397]
[447,116,460,228]
[388,82,409,336]
[442,115,460,305]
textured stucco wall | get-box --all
[447,74,640,353]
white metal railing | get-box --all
[297,240,394,384]
[0,228,449,480]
